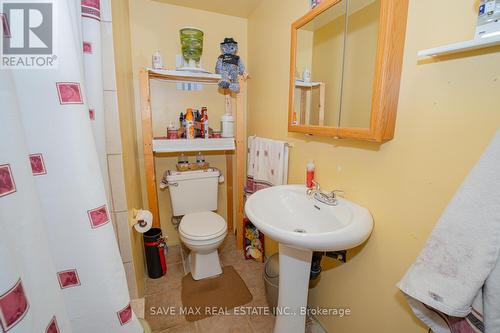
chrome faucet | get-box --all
[307,180,344,206]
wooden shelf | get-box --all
[418,35,500,57]
[146,67,221,83]
[153,138,235,153]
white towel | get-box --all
[246,136,289,195]
[398,130,500,333]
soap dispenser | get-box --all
[306,160,315,188]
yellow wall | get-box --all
[248,0,500,332]
[111,0,146,298]
[127,0,247,245]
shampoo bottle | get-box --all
[152,50,163,69]
[185,109,195,139]
[306,160,315,188]
[201,107,209,139]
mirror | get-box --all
[293,1,347,128]
[289,0,409,142]
[340,0,381,128]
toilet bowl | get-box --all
[179,211,227,280]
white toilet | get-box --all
[166,168,227,280]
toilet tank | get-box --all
[166,168,220,216]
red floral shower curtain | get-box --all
[0,0,141,332]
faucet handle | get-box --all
[329,189,345,198]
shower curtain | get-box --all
[0,0,141,332]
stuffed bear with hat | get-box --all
[215,37,245,93]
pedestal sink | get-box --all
[245,185,373,333]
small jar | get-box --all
[167,122,179,139]
[167,128,178,139]
[212,131,222,139]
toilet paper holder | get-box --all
[130,209,153,230]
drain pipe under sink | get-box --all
[310,251,347,280]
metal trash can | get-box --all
[143,228,167,279]
[263,253,279,313]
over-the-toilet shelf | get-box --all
[140,67,247,251]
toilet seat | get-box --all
[179,211,227,240]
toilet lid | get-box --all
[179,211,227,239]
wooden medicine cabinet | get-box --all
[288,0,409,142]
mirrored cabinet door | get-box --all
[339,0,381,129]
[288,0,409,142]
[293,0,346,129]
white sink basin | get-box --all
[245,185,373,251]
[244,185,373,333]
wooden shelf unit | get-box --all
[140,68,246,250]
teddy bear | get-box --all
[215,37,245,93]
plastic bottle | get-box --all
[221,113,234,138]
[196,152,205,164]
[167,121,178,139]
[306,160,315,188]
[179,112,186,138]
[152,50,163,69]
[303,68,311,82]
[193,110,201,138]
[478,0,500,25]
[178,154,189,165]
[476,0,500,38]
[185,109,195,139]
[201,107,209,139]
[179,112,184,128]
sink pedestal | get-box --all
[274,244,312,333]
[245,185,374,332]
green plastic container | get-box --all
[180,27,204,63]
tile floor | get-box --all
[144,234,326,333]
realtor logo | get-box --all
[1,1,57,69]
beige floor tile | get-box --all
[247,314,275,333]
[180,244,190,274]
[145,263,185,296]
[220,248,245,267]
[146,235,276,333]
[220,235,237,254]
[306,321,325,333]
[196,315,253,333]
[145,287,185,331]
[153,321,197,333]
[234,262,265,290]
[167,245,182,265]
[247,285,268,308]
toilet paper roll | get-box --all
[133,209,153,233]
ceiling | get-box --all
[152,0,263,18]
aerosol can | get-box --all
[476,0,500,38]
